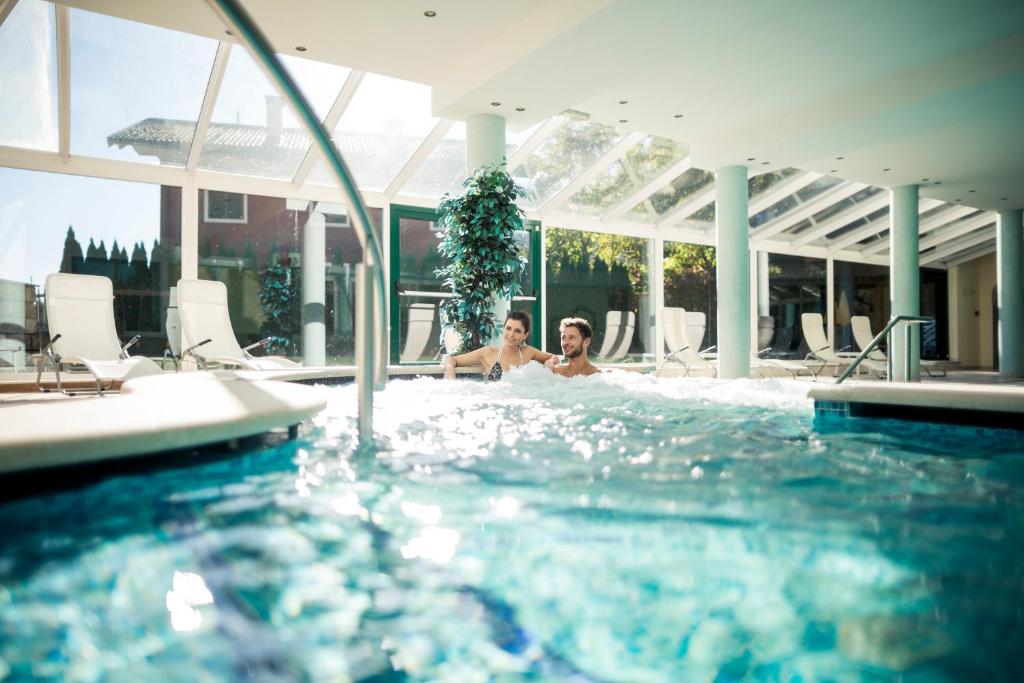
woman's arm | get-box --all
[523,346,556,365]
[443,347,489,379]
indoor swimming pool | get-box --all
[1,367,1022,681]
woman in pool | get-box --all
[443,311,555,381]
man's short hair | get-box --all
[559,317,593,341]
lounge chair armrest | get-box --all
[119,334,141,359]
[182,338,212,370]
[36,334,63,391]
[242,337,272,354]
[700,344,716,354]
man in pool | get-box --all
[544,317,600,377]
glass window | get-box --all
[309,73,437,191]
[198,50,349,179]
[0,168,178,369]
[748,168,799,202]
[0,0,57,151]
[833,260,887,355]
[197,191,373,364]
[72,9,217,165]
[663,241,717,352]
[401,122,467,199]
[764,254,826,359]
[511,119,625,208]
[545,228,652,360]
[204,191,246,223]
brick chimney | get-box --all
[265,95,283,147]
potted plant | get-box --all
[435,163,528,353]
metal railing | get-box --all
[835,314,932,384]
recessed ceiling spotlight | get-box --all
[836,156,844,160]
[424,10,437,17]
[830,169,838,173]
[515,106,525,112]
[490,101,501,107]
[295,46,307,52]
[882,168,891,172]
[933,181,942,185]
[618,99,628,105]
[225,29,233,36]
[762,161,769,165]
[619,119,628,123]
[921,178,930,182]
[954,198,962,202]
[969,189,976,193]
[746,157,755,161]
[674,114,683,118]
[1001,197,1008,201]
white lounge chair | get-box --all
[662,307,716,376]
[802,312,885,377]
[39,273,163,394]
[177,278,299,370]
[400,302,435,363]
[596,310,635,361]
[850,315,947,377]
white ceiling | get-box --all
[53,0,1024,211]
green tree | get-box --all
[436,163,527,351]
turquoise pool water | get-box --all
[1,366,1022,681]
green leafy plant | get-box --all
[435,163,528,352]
[259,248,300,354]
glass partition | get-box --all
[663,241,717,352]
[197,191,373,364]
[545,228,652,361]
[764,253,826,358]
[72,9,217,165]
[0,168,177,369]
[390,206,538,363]
[0,0,57,152]
[833,260,888,355]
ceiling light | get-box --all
[1001,197,1008,201]
[490,101,501,107]
[618,100,628,105]
[969,189,976,193]
[225,30,233,36]
[762,161,769,165]
[674,114,683,118]
[618,119,628,124]
[830,169,838,173]
[954,198,962,202]
[746,157,755,161]
[934,181,942,185]
[836,156,844,160]
[295,46,307,52]
[424,10,437,17]
[921,178,930,182]
[515,107,525,112]
[882,168,891,172]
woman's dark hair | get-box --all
[505,310,531,335]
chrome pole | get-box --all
[356,262,374,443]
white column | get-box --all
[997,209,1024,378]
[302,210,326,365]
[653,237,665,366]
[890,185,920,381]
[181,180,198,280]
[826,257,835,347]
[757,251,770,317]
[467,114,506,174]
[715,165,751,378]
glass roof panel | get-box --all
[400,122,467,199]
[749,167,799,200]
[308,73,437,191]
[627,167,714,221]
[563,160,632,215]
[0,0,57,151]
[197,49,349,179]
[505,120,543,158]
[73,9,216,166]
[510,119,624,208]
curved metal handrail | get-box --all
[207,0,388,442]
[835,314,932,384]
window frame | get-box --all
[203,189,248,224]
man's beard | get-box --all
[563,346,583,359]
